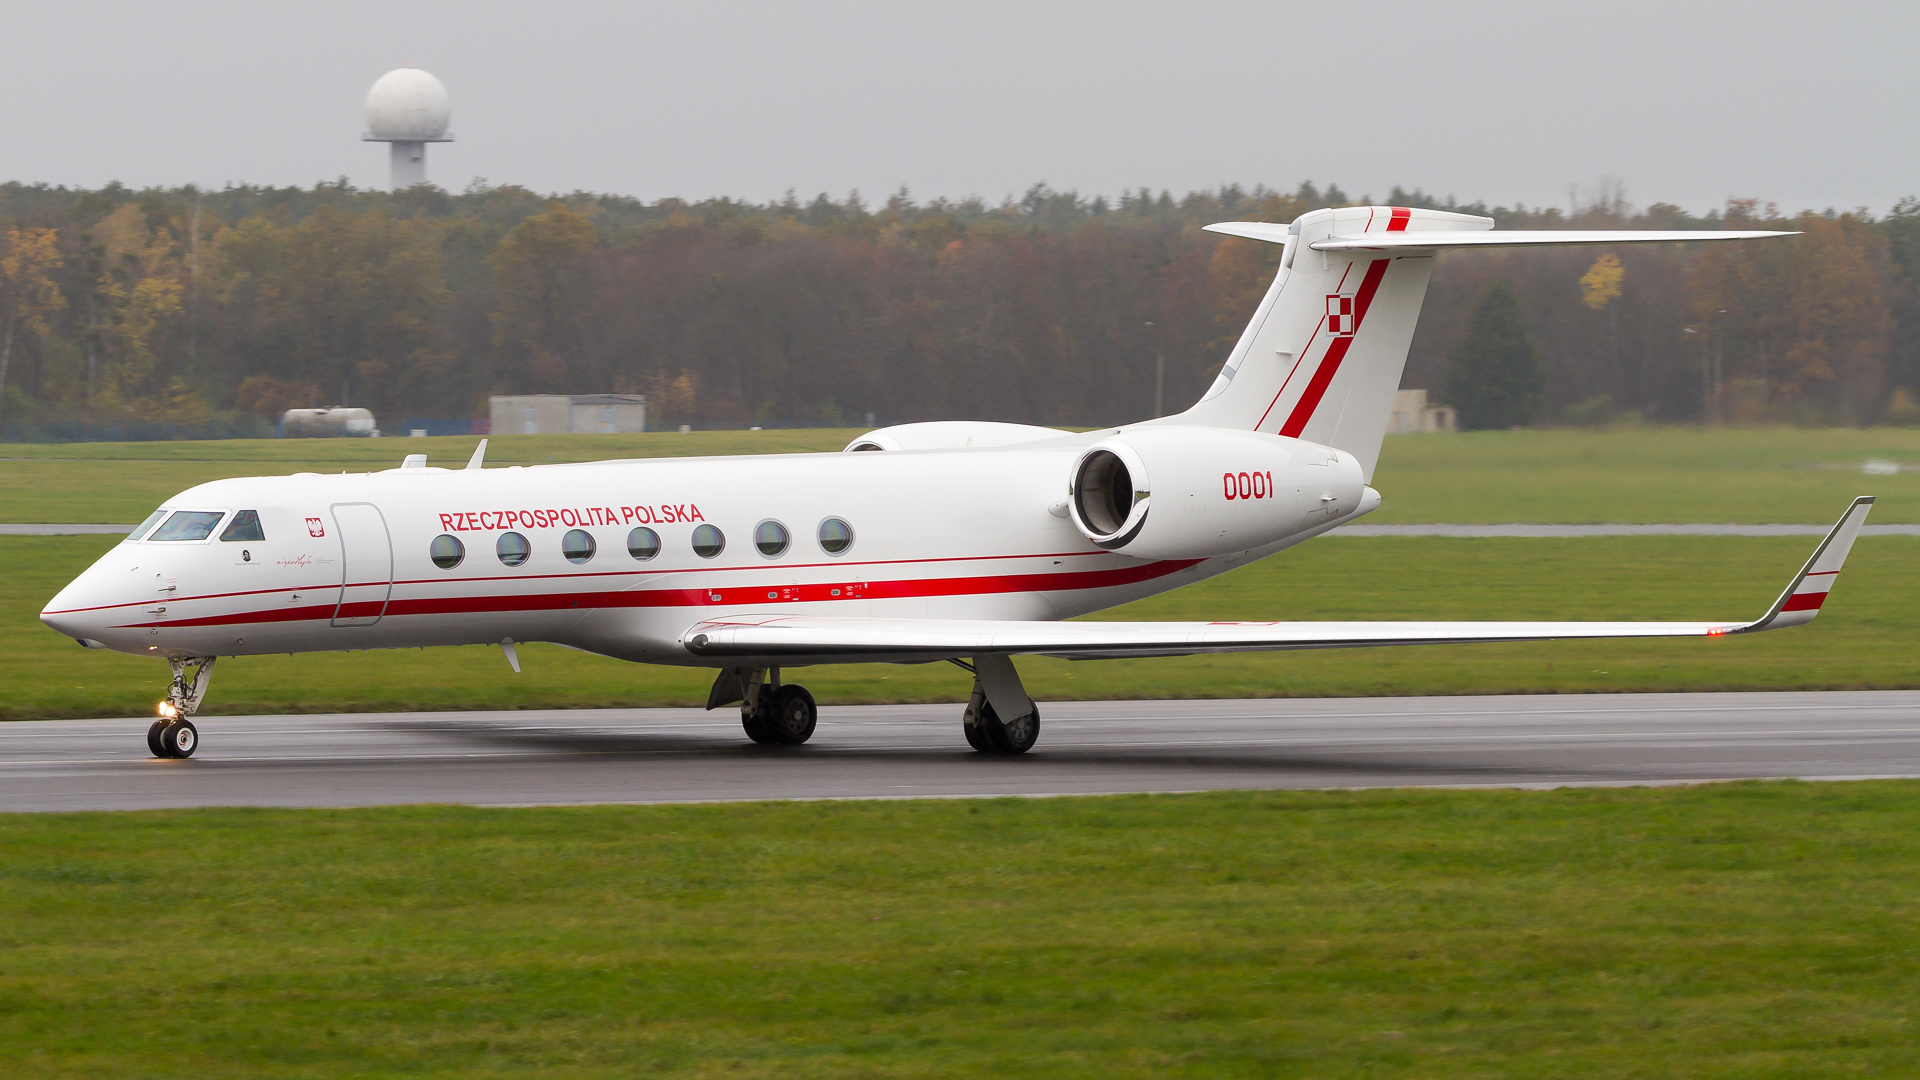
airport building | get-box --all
[1387,389,1457,434]
[490,394,649,435]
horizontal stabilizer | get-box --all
[1200,220,1793,250]
[681,499,1871,664]
[1309,229,1794,252]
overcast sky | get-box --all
[4,0,1913,215]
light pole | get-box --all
[1144,321,1164,416]
[1714,309,1726,419]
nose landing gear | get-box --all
[149,656,215,759]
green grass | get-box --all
[9,532,1918,719]
[1367,427,1920,524]
[5,783,1919,1077]
[5,426,1920,524]
[0,430,862,524]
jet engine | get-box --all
[1066,427,1369,559]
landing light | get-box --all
[157,701,178,719]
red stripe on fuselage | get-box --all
[49,548,1115,618]
[1278,258,1391,438]
[110,558,1206,630]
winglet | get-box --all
[1734,496,1875,634]
[466,438,488,471]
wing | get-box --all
[682,498,1873,664]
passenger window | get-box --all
[431,534,465,569]
[125,509,167,543]
[149,510,225,542]
[496,531,531,567]
[219,510,266,542]
[817,517,854,555]
[627,527,660,560]
[755,520,789,557]
[691,524,725,559]
[562,529,596,564]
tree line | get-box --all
[0,177,1914,435]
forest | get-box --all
[0,176,1915,437]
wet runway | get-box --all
[4,691,1919,812]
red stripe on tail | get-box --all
[1278,259,1391,437]
[1387,206,1411,232]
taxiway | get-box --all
[3,691,1918,811]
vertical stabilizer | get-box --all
[1169,206,1491,481]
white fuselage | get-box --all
[42,433,1369,670]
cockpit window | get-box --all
[148,510,226,542]
[124,509,168,543]
[219,510,265,542]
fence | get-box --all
[0,417,275,443]
[398,418,492,437]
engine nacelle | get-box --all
[1067,427,1368,559]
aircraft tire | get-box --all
[159,719,198,759]
[767,685,817,746]
[984,706,1039,755]
[147,720,171,759]
[742,688,780,745]
[962,712,993,752]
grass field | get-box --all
[7,531,1917,719]
[5,425,1919,524]
[4,783,1918,1077]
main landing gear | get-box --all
[958,654,1041,755]
[708,667,818,746]
[149,656,215,759]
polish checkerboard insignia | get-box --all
[1326,294,1356,337]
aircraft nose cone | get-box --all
[41,592,94,641]
[41,568,117,647]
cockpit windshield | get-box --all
[124,509,168,543]
[219,510,265,542]
[148,510,227,542]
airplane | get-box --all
[40,205,1873,760]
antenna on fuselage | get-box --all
[465,438,488,471]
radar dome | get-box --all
[364,68,451,140]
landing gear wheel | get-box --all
[157,719,197,759]
[741,687,779,745]
[962,709,993,752]
[766,685,818,746]
[984,702,1039,755]
[147,720,169,759]
[964,694,1040,755]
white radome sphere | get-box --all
[364,68,451,140]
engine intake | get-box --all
[1071,447,1148,545]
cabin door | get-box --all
[330,502,394,628]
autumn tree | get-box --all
[1689,202,1893,422]
[213,206,447,413]
[0,228,66,415]
[1445,281,1545,429]
[491,202,596,391]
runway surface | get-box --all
[5,691,1919,812]
[9,522,1920,537]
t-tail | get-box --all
[1165,206,1793,481]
